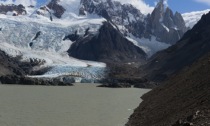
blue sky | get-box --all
[144,0,210,13]
[36,0,210,13]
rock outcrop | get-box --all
[0,4,26,16]
[36,0,65,19]
[0,51,25,76]
[141,11,210,83]
[68,22,147,63]
[148,0,187,44]
[46,0,66,18]
[36,0,187,44]
[0,75,74,86]
[80,0,187,44]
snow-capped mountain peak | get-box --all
[0,0,188,57]
[0,0,201,81]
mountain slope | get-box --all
[0,0,187,58]
[126,52,210,126]
[68,22,147,63]
[141,11,210,83]
[80,0,187,45]
[0,0,188,81]
[35,0,186,56]
[126,10,210,126]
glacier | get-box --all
[0,13,106,81]
[126,34,170,58]
[0,0,202,82]
[0,0,164,82]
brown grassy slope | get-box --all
[126,53,210,126]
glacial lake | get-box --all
[0,84,149,126]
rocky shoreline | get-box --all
[98,77,158,88]
[0,75,73,86]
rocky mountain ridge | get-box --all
[0,0,206,82]
[141,11,210,83]
[0,3,27,16]
[126,10,210,126]
[33,0,187,49]
[68,22,147,63]
[0,0,191,54]
[79,0,187,44]
[149,1,187,44]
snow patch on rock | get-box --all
[126,34,170,57]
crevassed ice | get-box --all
[0,15,106,80]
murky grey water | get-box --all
[0,84,149,126]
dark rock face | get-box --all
[0,75,74,86]
[32,31,42,41]
[68,22,147,63]
[0,4,27,16]
[17,58,46,75]
[80,0,145,37]
[172,111,200,126]
[34,0,186,45]
[46,0,66,18]
[142,11,210,83]
[79,5,86,15]
[63,31,80,41]
[37,0,65,19]
[149,1,187,44]
[80,0,187,44]
[126,53,210,126]
[0,51,25,76]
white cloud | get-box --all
[154,0,168,7]
[0,0,153,14]
[194,0,210,6]
[15,0,36,6]
[0,0,13,5]
[114,0,154,14]
[0,0,36,6]
[163,0,168,7]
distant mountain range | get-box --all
[0,0,209,82]
[1,0,209,125]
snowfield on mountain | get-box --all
[0,0,207,81]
